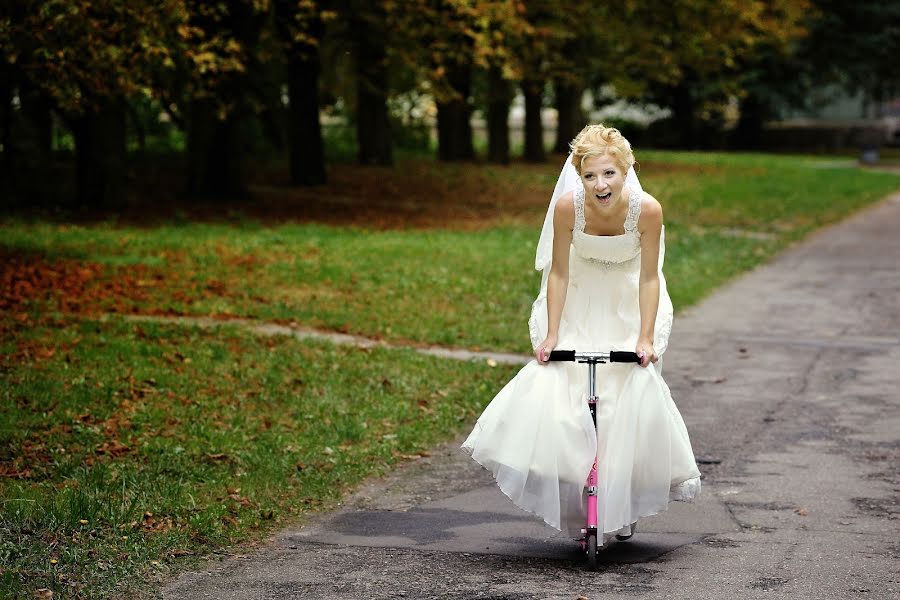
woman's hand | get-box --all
[536,334,558,365]
[636,337,658,368]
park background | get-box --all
[2,1,900,598]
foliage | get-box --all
[614,0,811,125]
[384,0,531,101]
[1,0,188,115]
[800,0,900,107]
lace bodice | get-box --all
[572,187,642,265]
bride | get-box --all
[462,124,701,542]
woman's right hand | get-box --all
[535,334,558,364]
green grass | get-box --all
[0,316,517,598]
[2,150,898,598]
[3,152,898,353]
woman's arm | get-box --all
[536,192,575,363]
[636,194,663,368]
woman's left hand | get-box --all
[635,338,658,368]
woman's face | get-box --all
[580,154,626,210]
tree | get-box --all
[479,2,530,165]
[507,2,604,160]
[802,1,900,118]
[417,1,478,161]
[615,0,810,148]
[515,2,556,162]
[273,0,331,185]
[351,3,392,166]
[176,1,273,199]
[549,8,599,154]
[486,64,512,163]
[1,0,188,206]
[390,0,527,162]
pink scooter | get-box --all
[547,349,641,569]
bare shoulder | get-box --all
[554,190,576,227]
[638,192,662,230]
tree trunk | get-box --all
[186,100,248,200]
[486,66,511,164]
[436,62,474,161]
[354,10,392,166]
[70,98,127,208]
[274,0,326,185]
[554,79,584,153]
[287,54,327,184]
[0,69,13,188]
[126,102,146,157]
[23,99,53,157]
[522,79,545,162]
[671,82,696,148]
[732,92,767,150]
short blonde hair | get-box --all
[570,124,635,175]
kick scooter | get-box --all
[547,349,641,570]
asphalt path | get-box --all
[164,193,900,600]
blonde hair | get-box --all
[569,124,635,175]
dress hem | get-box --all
[460,443,701,537]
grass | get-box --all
[0,316,517,598]
[1,150,898,598]
[3,152,899,354]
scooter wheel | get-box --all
[586,533,598,571]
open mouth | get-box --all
[596,192,612,202]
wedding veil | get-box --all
[533,157,644,290]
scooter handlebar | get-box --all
[546,350,641,363]
[610,351,641,363]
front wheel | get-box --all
[586,533,598,570]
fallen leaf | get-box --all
[34,589,53,599]
[221,515,239,527]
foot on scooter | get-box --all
[615,521,637,541]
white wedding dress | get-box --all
[462,187,701,540]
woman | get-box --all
[462,125,701,543]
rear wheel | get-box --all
[586,533,598,570]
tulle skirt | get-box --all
[462,359,700,536]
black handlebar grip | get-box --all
[548,350,576,361]
[610,351,641,363]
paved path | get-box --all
[164,194,900,600]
